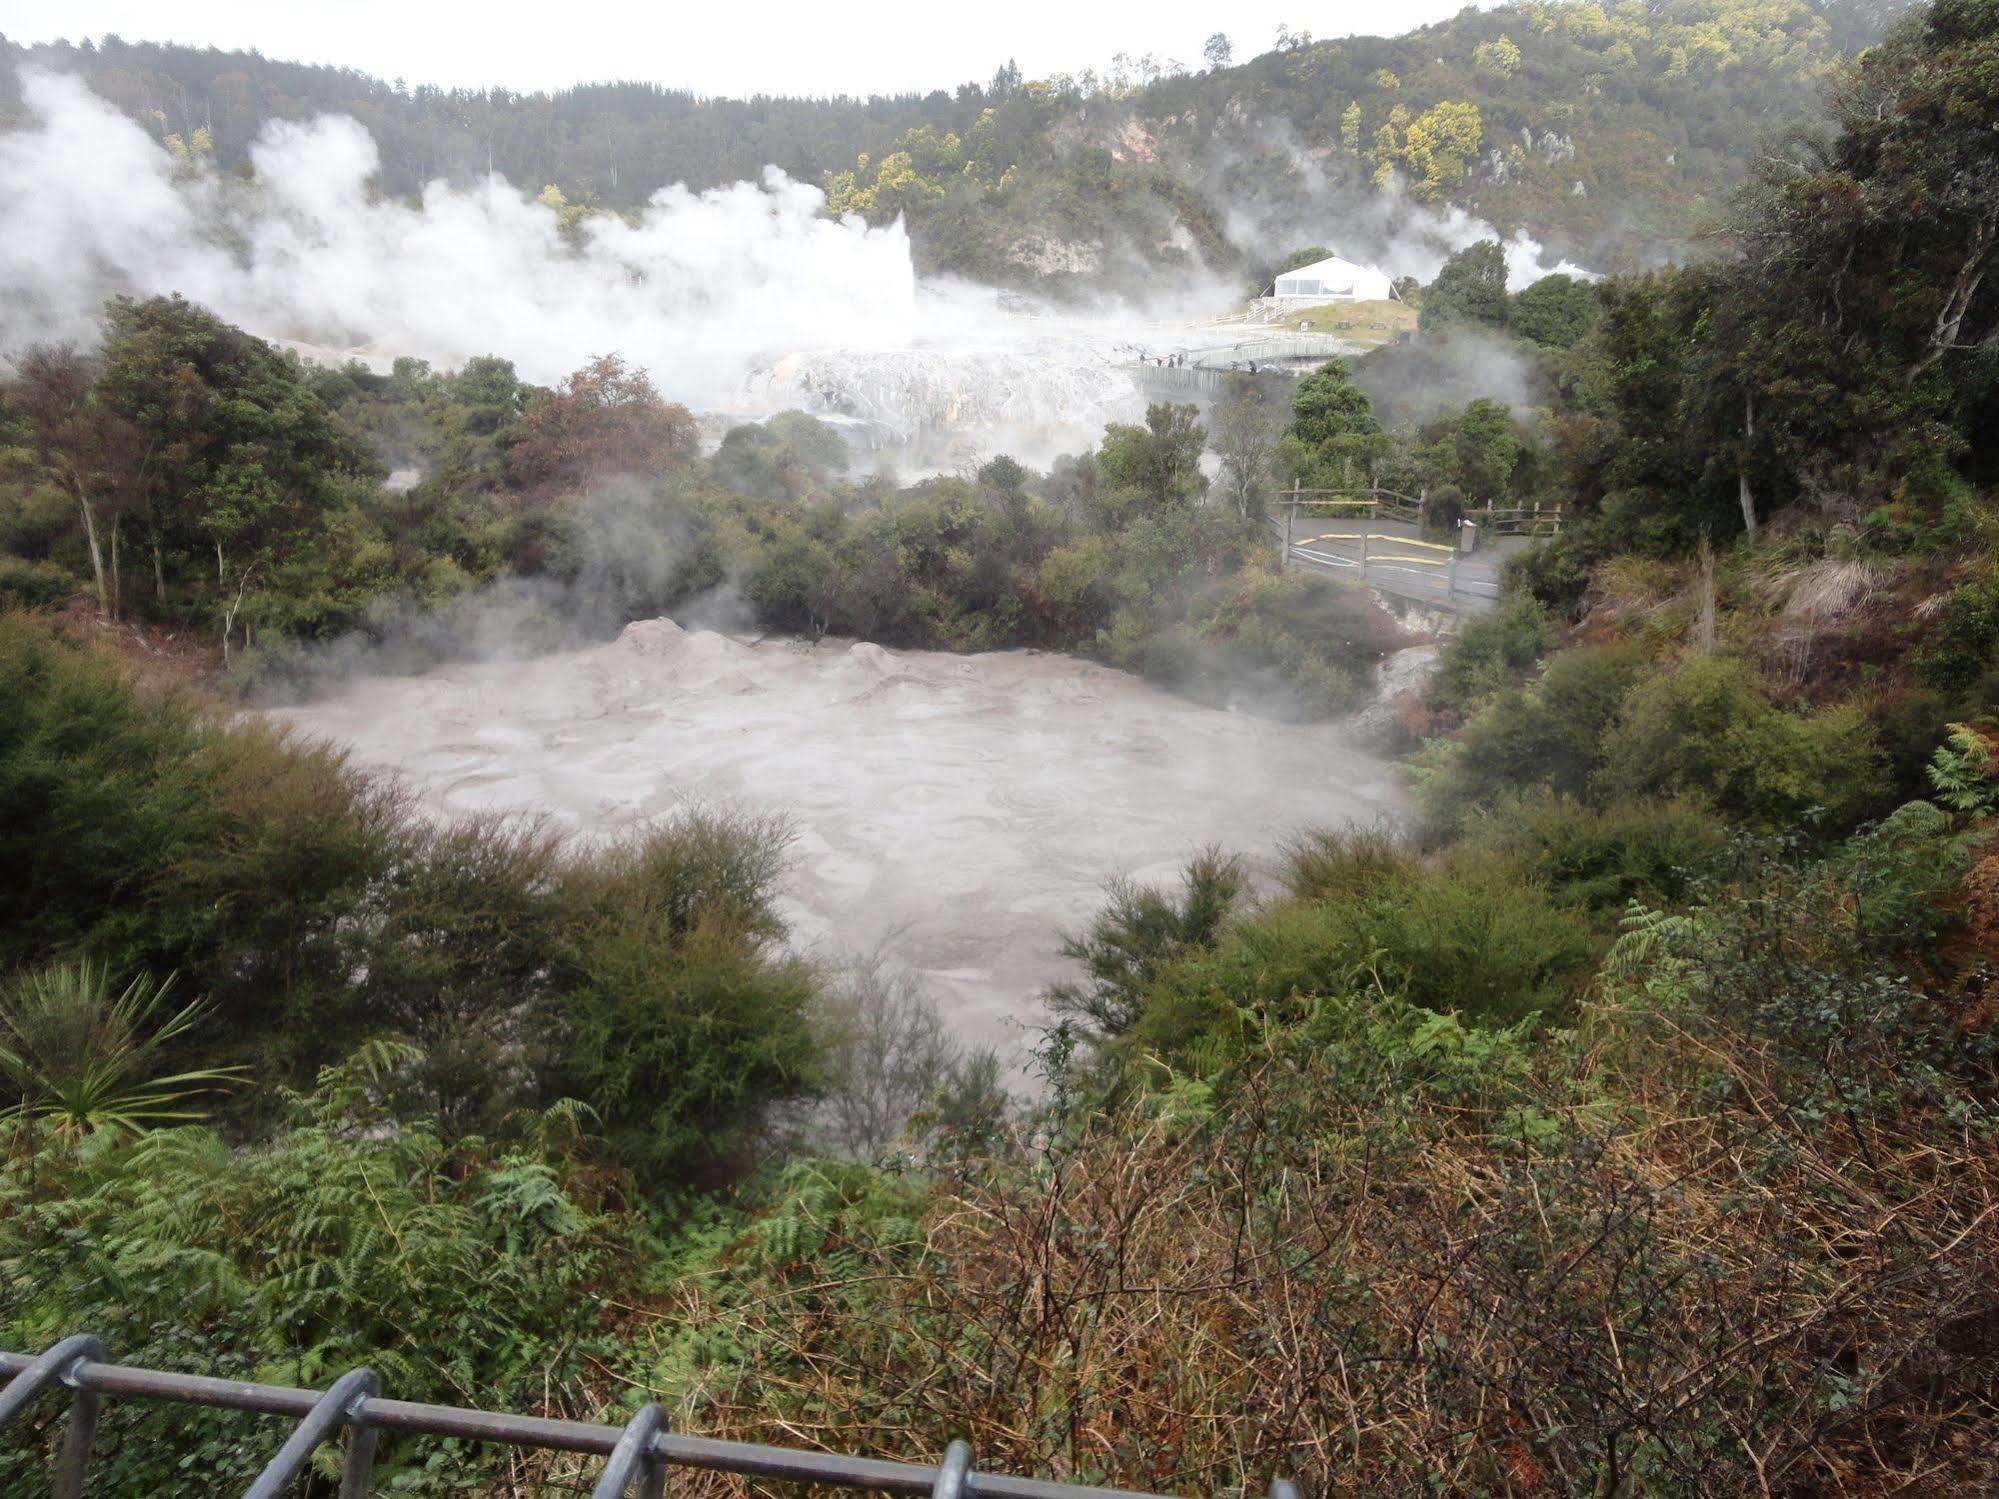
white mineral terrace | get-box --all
[265,620,1404,1063]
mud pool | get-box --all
[265,620,1404,1063]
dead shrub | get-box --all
[629,1010,1999,1498]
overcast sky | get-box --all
[0,1,1469,99]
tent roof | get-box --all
[1279,255,1375,281]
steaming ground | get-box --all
[265,620,1403,1063]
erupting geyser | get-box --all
[266,621,1404,1061]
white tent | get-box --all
[1269,254,1395,303]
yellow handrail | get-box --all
[1297,532,1458,553]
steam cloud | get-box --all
[0,69,919,406]
[0,68,1582,447]
[1209,120,1594,290]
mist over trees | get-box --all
[0,0,1916,285]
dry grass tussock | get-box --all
[1583,555,1691,630]
[1745,554,1886,686]
[620,1013,1999,1499]
[1750,554,1881,631]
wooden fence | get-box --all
[1278,487,1564,539]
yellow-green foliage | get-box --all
[1371,99,1484,198]
[535,183,599,235]
[1513,0,1826,72]
[1474,35,1523,78]
[824,126,971,221]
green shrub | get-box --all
[1916,572,1999,694]
[0,613,244,970]
[0,619,406,1041]
[358,816,573,1131]
[540,815,824,1188]
[1597,654,1885,829]
[1430,593,1553,709]
[1047,850,1245,1039]
[1373,847,1597,1023]
[1125,839,1593,1072]
[1127,899,1362,1069]
[1595,485,1735,558]
[0,557,78,609]
[1469,793,1726,912]
[0,617,831,1175]
[1504,525,1611,616]
[745,532,835,633]
[712,410,848,496]
[1280,823,1418,903]
[1136,620,1203,688]
[1429,641,1648,824]
[1423,483,1466,538]
[1190,568,1398,716]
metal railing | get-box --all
[0,1339,1301,1499]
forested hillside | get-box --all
[0,0,1923,285]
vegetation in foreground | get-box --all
[3,2,1999,1494]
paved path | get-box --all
[1277,516,1529,614]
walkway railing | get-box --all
[1278,487,1563,537]
[1280,487,1425,525]
[0,1339,1301,1499]
[1472,503,1564,536]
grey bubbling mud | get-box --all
[263,619,1404,1064]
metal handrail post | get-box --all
[52,1372,102,1499]
[341,1396,383,1499]
[933,1440,975,1499]
[0,1334,107,1499]
[0,1334,105,1429]
[593,1403,670,1499]
[241,1367,378,1499]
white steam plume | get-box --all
[0,69,918,405]
[1208,121,1594,290]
